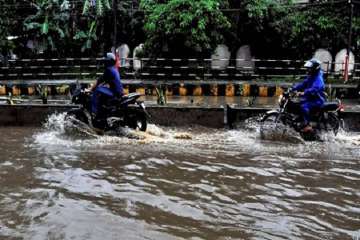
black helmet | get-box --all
[104,52,116,66]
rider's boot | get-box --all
[91,112,105,133]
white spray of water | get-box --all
[32,113,360,160]
[33,113,195,149]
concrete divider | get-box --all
[0,104,225,128]
[338,111,360,131]
[0,104,359,131]
[227,105,269,128]
[147,106,224,128]
[0,104,72,126]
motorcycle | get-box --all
[260,90,344,141]
[66,87,149,134]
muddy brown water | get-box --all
[0,113,360,240]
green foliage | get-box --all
[23,0,71,53]
[76,0,111,53]
[140,0,231,56]
[0,0,18,56]
[82,0,111,16]
[74,20,98,52]
[353,16,360,50]
[246,0,273,19]
[223,0,293,57]
[227,0,359,59]
[1,0,359,60]
[276,3,350,58]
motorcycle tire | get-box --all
[65,109,89,125]
[326,112,340,135]
[260,112,280,125]
[260,112,281,138]
[135,111,147,132]
[126,111,147,132]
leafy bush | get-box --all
[140,0,231,57]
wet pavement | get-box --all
[0,114,360,240]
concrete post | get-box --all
[12,86,21,96]
[242,84,251,96]
[179,84,187,96]
[123,86,129,95]
[0,86,6,95]
[136,87,145,95]
[225,84,235,97]
[259,86,268,97]
[28,86,35,95]
[193,85,203,96]
[275,86,283,96]
[166,86,173,96]
[210,84,218,96]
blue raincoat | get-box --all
[292,70,326,124]
[91,66,123,114]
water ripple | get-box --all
[0,118,360,239]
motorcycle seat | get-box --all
[121,92,142,99]
[321,102,339,111]
[119,92,143,105]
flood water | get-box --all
[1,113,360,240]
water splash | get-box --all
[260,123,304,144]
[43,112,68,134]
[32,113,360,161]
[33,113,195,150]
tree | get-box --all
[225,0,293,58]
[277,2,351,58]
[140,0,231,57]
[115,0,145,50]
[282,3,360,59]
[227,0,360,59]
[74,0,112,53]
[23,0,71,56]
[0,0,18,60]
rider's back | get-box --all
[103,66,123,97]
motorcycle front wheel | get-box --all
[260,112,281,126]
[325,112,341,135]
[260,112,281,137]
[65,109,89,125]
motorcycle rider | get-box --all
[290,58,326,132]
[89,52,124,126]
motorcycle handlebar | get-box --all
[283,89,292,97]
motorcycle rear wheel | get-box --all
[135,112,147,132]
[126,111,147,132]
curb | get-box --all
[0,82,358,98]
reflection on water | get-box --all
[0,114,360,240]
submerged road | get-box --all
[0,114,360,239]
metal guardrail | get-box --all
[0,58,359,85]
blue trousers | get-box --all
[300,101,323,125]
[91,87,114,114]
